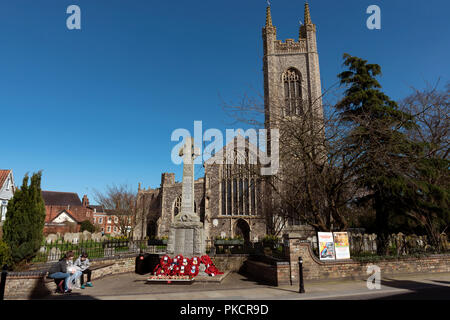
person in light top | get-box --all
[74,252,93,289]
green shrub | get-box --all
[3,172,46,267]
[80,220,96,233]
[263,234,279,242]
[0,239,12,267]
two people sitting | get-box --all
[47,251,93,293]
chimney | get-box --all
[82,195,89,207]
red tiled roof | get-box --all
[88,205,106,213]
[45,205,93,224]
[42,191,82,206]
[0,170,11,188]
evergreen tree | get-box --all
[3,172,46,267]
[336,54,417,254]
[80,220,96,233]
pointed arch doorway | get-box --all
[146,221,157,239]
[235,219,251,244]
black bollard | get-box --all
[0,265,8,301]
[298,257,305,293]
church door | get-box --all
[146,221,157,239]
[235,219,251,244]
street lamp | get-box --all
[298,257,305,293]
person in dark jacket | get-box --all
[48,251,75,293]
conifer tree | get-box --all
[336,54,417,254]
[3,172,46,267]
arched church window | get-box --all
[233,179,238,215]
[173,195,196,217]
[227,179,232,215]
[251,178,256,215]
[174,195,182,216]
[222,180,227,216]
[283,68,303,116]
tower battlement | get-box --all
[274,39,307,54]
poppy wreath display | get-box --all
[200,255,224,276]
[179,265,187,276]
[153,255,172,275]
[181,257,189,267]
[169,255,182,275]
[161,255,172,268]
[188,264,199,277]
[155,266,167,276]
[190,256,200,266]
[151,254,223,277]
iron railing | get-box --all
[32,239,167,263]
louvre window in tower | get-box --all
[283,68,303,116]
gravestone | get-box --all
[46,234,58,244]
[166,137,205,257]
[82,230,92,241]
[48,247,62,262]
[92,232,102,241]
[63,232,75,243]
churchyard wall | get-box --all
[286,236,450,283]
[3,255,137,299]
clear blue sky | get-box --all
[1,0,449,203]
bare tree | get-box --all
[222,84,359,234]
[399,81,450,250]
[93,184,137,237]
[401,81,449,159]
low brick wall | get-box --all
[3,253,250,299]
[286,236,450,283]
[211,254,248,272]
[243,260,290,286]
[4,255,137,299]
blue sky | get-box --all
[1,0,449,203]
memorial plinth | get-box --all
[166,137,205,257]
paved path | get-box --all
[44,272,450,300]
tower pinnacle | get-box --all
[304,2,312,25]
[266,5,273,27]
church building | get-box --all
[135,3,324,243]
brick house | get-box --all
[91,205,132,236]
[42,191,94,234]
[92,208,120,236]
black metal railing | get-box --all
[31,239,166,263]
[208,239,286,257]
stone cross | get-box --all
[177,136,200,221]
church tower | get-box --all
[263,2,324,131]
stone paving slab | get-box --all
[194,270,231,283]
[41,271,450,300]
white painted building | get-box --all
[0,169,16,223]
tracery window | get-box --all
[221,165,258,216]
[173,195,196,216]
[283,68,303,116]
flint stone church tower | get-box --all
[134,3,323,243]
[263,3,323,130]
